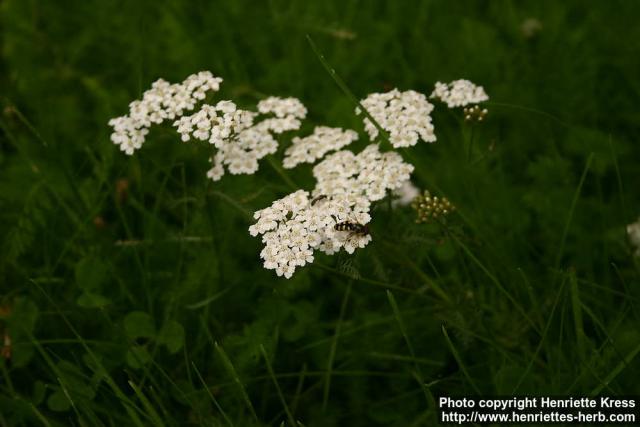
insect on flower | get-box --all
[334,220,369,234]
[310,194,328,206]
[334,220,371,248]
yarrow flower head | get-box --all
[256,96,308,133]
[250,144,415,279]
[313,144,415,207]
[283,126,358,169]
[109,78,307,182]
[173,101,255,147]
[430,79,489,108]
[411,190,455,223]
[463,105,489,122]
[357,89,436,147]
[249,190,371,278]
[109,71,222,154]
[106,70,497,280]
[205,97,307,181]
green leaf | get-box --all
[282,302,316,342]
[56,360,96,401]
[6,297,39,367]
[8,297,38,332]
[75,256,108,291]
[157,320,185,354]
[434,239,455,261]
[47,389,71,412]
[123,311,155,340]
[126,345,152,369]
[77,292,111,308]
[32,380,46,405]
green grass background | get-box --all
[1,0,640,425]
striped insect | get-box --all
[334,221,369,235]
[334,219,370,246]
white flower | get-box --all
[250,144,414,278]
[258,97,307,119]
[430,79,489,108]
[108,116,149,155]
[283,126,358,169]
[392,181,420,207]
[249,190,371,278]
[256,96,307,134]
[313,144,414,208]
[357,89,436,147]
[170,95,307,182]
[204,97,307,181]
[173,101,255,147]
[627,217,640,257]
[109,71,223,155]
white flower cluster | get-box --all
[256,96,308,133]
[430,79,489,108]
[313,144,415,205]
[108,71,495,279]
[205,97,307,181]
[283,126,358,169]
[109,71,222,154]
[173,101,255,147]
[250,144,414,278]
[206,122,277,180]
[249,190,371,278]
[357,89,436,148]
[627,217,640,257]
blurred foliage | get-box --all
[1,0,640,425]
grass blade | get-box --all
[554,153,594,271]
[31,281,147,427]
[387,290,433,406]
[128,381,166,427]
[512,275,567,394]
[214,341,259,422]
[590,342,640,396]
[569,270,586,361]
[260,344,297,427]
[29,403,52,427]
[192,362,234,427]
[290,364,307,419]
[305,35,392,149]
[452,235,540,335]
[441,325,481,394]
[322,282,351,411]
[608,135,627,219]
[386,291,417,363]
